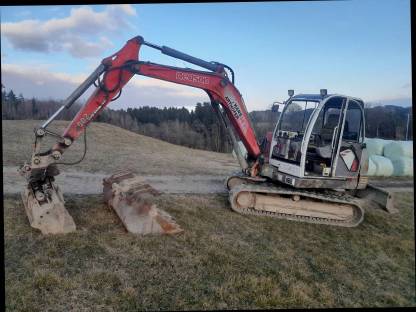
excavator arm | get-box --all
[43,36,260,166]
[19,36,263,234]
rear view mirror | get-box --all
[272,101,284,113]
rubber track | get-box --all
[228,181,364,227]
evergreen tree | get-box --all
[18,93,25,104]
[31,98,38,116]
[1,87,6,104]
[1,87,412,151]
[6,90,17,104]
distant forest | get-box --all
[1,88,413,153]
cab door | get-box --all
[303,96,347,177]
[333,98,365,178]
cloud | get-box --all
[1,5,137,58]
[129,78,208,99]
[62,36,113,58]
[117,4,137,16]
[2,63,86,85]
[1,62,208,109]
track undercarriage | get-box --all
[226,175,365,227]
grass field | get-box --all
[4,191,415,310]
[2,120,239,175]
[3,120,415,310]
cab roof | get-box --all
[289,93,365,108]
[290,94,331,101]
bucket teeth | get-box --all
[103,171,183,235]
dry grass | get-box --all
[3,120,415,309]
[4,192,415,310]
[2,120,239,175]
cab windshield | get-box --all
[278,100,319,134]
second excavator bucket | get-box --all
[21,181,76,235]
[103,170,183,235]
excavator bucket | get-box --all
[21,181,76,235]
[103,170,183,235]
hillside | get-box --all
[2,120,239,175]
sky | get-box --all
[0,1,412,112]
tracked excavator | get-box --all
[19,35,394,234]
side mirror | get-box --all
[288,89,294,97]
[271,101,283,113]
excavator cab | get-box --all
[267,90,367,190]
[229,89,394,227]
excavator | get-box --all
[19,35,395,234]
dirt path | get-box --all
[3,166,413,195]
[3,166,228,195]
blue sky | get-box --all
[1,1,412,111]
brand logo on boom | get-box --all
[176,72,209,85]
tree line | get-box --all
[1,89,235,152]
[1,88,412,154]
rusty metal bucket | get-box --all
[103,170,183,235]
[21,181,76,235]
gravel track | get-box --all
[3,166,413,195]
[3,166,228,195]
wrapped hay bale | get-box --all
[364,138,386,156]
[381,139,394,153]
[366,156,377,176]
[390,156,413,176]
[383,141,413,159]
[371,155,394,176]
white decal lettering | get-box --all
[176,72,209,85]
[224,94,248,134]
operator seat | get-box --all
[315,113,340,159]
[320,114,340,145]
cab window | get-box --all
[342,100,363,142]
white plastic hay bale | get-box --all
[381,139,394,154]
[370,155,394,176]
[390,156,413,176]
[364,138,385,156]
[383,141,413,159]
[366,156,377,176]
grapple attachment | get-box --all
[21,180,76,235]
[103,170,183,235]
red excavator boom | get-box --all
[19,35,262,234]
[51,36,261,165]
